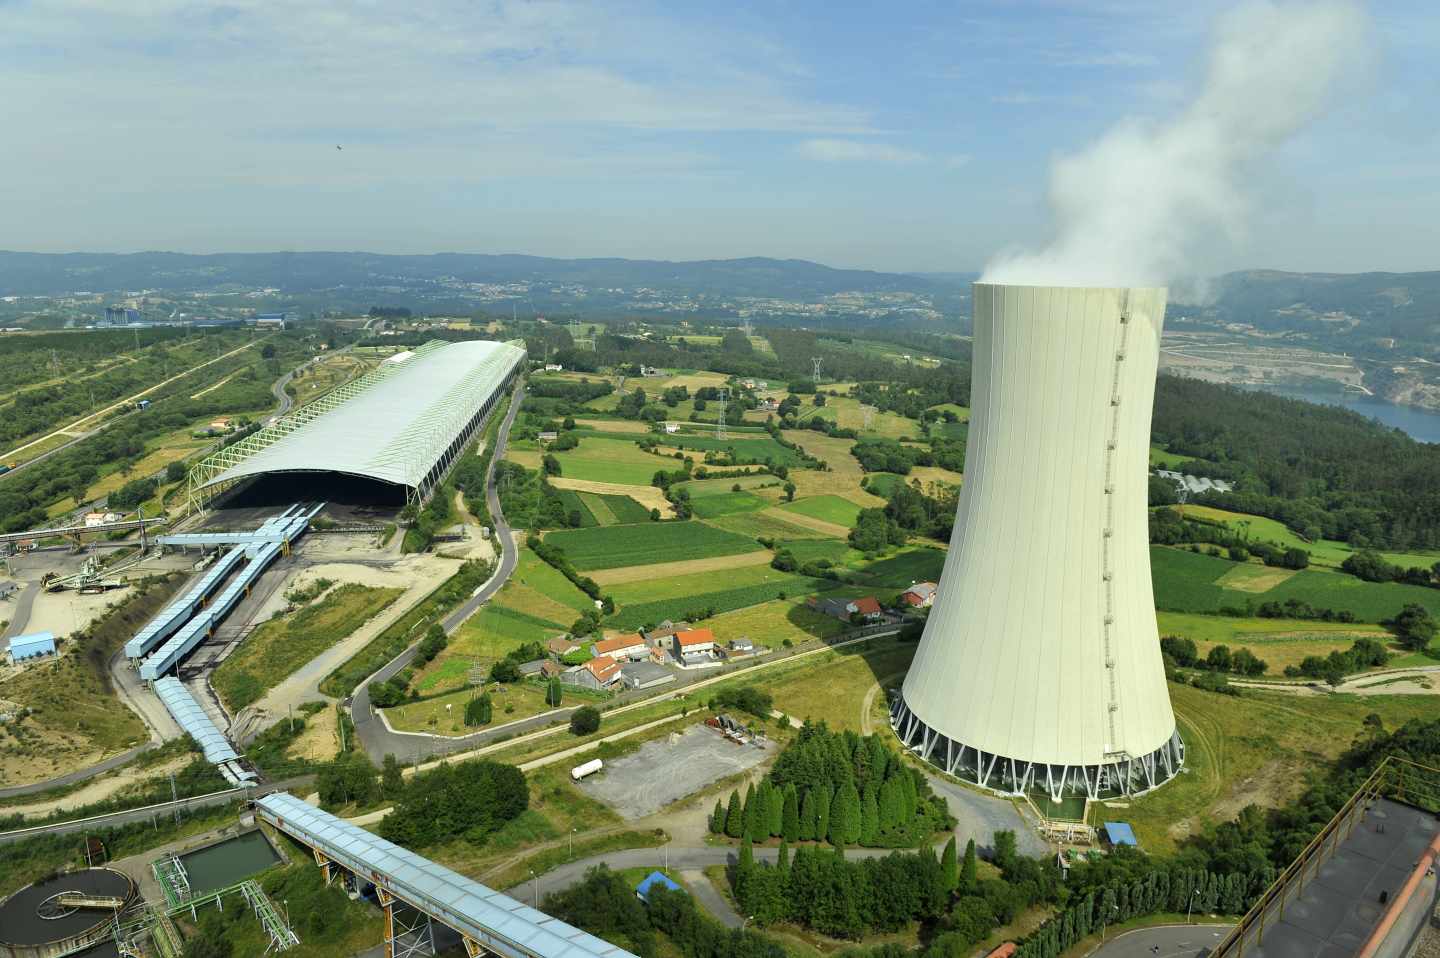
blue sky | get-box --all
[2,0,1436,273]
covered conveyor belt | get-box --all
[158,503,318,548]
[153,677,257,784]
[254,792,637,958]
[139,540,282,680]
[125,546,248,660]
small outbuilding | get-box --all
[9,631,56,663]
[635,871,683,902]
[1102,821,1139,849]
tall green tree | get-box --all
[767,781,785,837]
[941,835,958,893]
[815,787,832,845]
[381,754,404,799]
[859,786,879,845]
[961,838,978,892]
[546,677,564,706]
[798,788,817,841]
[829,783,861,845]
[782,784,800,842]
[710,799,727,835]
[724,791,744,838]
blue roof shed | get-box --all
[1103,822,1138,847]
[9,631,56,662]
[635,871,683,902]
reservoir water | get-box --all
[1243,385,1440,445]
[179,830,281,894]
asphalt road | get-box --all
[0,775,313,845]
[1090,924,1234,958]
[0,741,155,800]
[351,383,526,764]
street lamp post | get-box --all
[741,916,754,932]
[1187,888,1200,924]
[530,869,538,908]
[1100,904,1119,943]
[570,827,576,859]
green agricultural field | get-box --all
[862,473,906,498]
[778,538,859,565]
[660,433,804,466]
[551,489,599,527]
[1151,546,1440,620]
[854,547,947,588]
[778,494,862,527]
[551,436,660,485]
[689,490,768,519]
[607,574,834,631]
[703,509,832,542]
[608,563,806,605]
[926,403,970,422]
[544,520,760,571]
[551,489,651,526]
[507,547,597,616]
[677,474,781,498]
[383,681,589,736]
[213,584,401,711]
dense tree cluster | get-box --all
[713,723,952,850]
[1284,638,1391,682]
[1342,550,1440,589]
[1153,376,1440,550]
[849,508,908,553]
[1160,636,1268,676]
[544,865,786,958]
[379,759,527,847]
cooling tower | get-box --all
[892,283,1183,801]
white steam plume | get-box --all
[981,0,1371,288]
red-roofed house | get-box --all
[851,596,883,619]
[672,628,716,664]
[592,633,648,661]
[563,654,622,690]
[899,582,938,608]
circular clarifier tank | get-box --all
[0,868,135,958]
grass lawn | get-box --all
[1151,546,1440,620]
[551,436,662,486]
[706,597,849,651]
[777,539,859,565]
[678,474,782,498]
[1177,504,1440,571]
[778,495,862,528]
[1149,444,1198,468]
[689,490,769,519]
[1156,611,1391,674]
[545,520,760,571]
[510,547,600,616]
[754,637,917,731]
[817,396,919,441]
[212,584,401,711]
[1120,682,1439,854]
[384,680,601,735]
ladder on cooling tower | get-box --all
[1100,301,1132,753]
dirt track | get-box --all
[591,550,773,585]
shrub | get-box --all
[570,706,601,735]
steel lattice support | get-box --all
[241,879,300,953]
[380,888,437,958]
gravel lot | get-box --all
[579,725,771,818]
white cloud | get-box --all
[797,139,927,164]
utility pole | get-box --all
[170,773,180,826]
[811,357,822,385]
[716,388,728,441]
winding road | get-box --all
[350,382,527,765]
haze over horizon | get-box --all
[4,0,1437,275]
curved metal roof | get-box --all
[202,339,524,491]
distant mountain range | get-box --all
[0,250,965,300]
[1181,269,1440,346]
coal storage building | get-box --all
[188,339,525,509]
